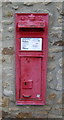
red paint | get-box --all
[15,13,48,105]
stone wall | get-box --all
[1,1,64,119]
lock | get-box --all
[15,13,48,105]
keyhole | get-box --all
[24,82,27,85]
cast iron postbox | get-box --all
[15,13,48,105]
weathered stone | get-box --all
[58,17,62,23]
[0,98,2,103]
[2,47,14,55]
[0,34,2,40]
[49,13,53,25]
[0,97,2,107]
[34,8,49,13]
[47,72,53,82]
[57,98,62,104]
[2,97,9,107]
[50,32,58,38]
[56,82,62,91]
[3,89,13,97]
[12,5,19,10]
[59,58,64,68]
[2,111,9,119]
[44,1,52,5]
[7,11,13,17]
[8,26,13,32]
[0,110,2,119]
[53,41,64,46]
[49,46,63,53]
[0,102,2,107]
[56,70,62,91]
[48,114,62,118]
[57,7,64,15]
[48,54,55,61]
[26,106,30,109]
[43,9,49,13]
[2,55,13,64]
[62,93,64,102]
[5,35,11,40]
[48,62,56,70]
[59,58,62,68]
[16,112,33,118]
[48,104,62,116]
[9,107,19,112]
[3,5,13,17]
[32,109,48,115]
[42,106,51,111]
[1,57,5,63]
[24,2,34,6]
[0,4,2,7]
[39,111,48,115]
[52,27,62,31]
[2,82,9,88]
[56,69,62,80]
[2,20,13,25]
[50,32,62,39]
[0,55,4,62]
[33,114,48,118]
[48,93,57,100]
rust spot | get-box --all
[53,41,64,46]
[2,47,14,55]
[16,112,33,118]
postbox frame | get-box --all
[15,13,48,105]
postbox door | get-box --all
[20,57,42,100]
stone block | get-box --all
[48,62,56,70]
[2,47,14,55]
[2,82,9,88]
[2,20,13,25]
[47,72,53,82]
[2,97,9,107]
[8,26,14,32]
[49,46,63,53]
[48,54,55,61]
[53,41,64,46]
[16,112,33,118]
[3,89,13,97]
[59,57,64,68]
[24,2,34,6]
[48,114,62,118]
[48,104,62,116]
[48,93,57,100]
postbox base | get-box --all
[16,101,46,105]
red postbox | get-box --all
[15,13,48,105]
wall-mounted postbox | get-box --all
[15,13,48,105]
